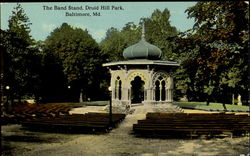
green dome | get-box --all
[123,38,162,60]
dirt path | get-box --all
[2,105,249,156]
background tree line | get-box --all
[0,2,248,108]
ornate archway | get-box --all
[152,72,173,102]
[130,76,145,104]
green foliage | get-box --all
[44,23,105,101]
[144,9,178,60]
[8,3,33,44]
[174,2,249,104]
[1,3,42,102]
[34,41,68,102]
[45,23,99,83]
[175,101,249,111]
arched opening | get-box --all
[155,80,160,101]
[161,80,166,101]
[118,80,122,100]
[155,76,168,101]
[131,76,145,104]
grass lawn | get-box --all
[82,101,109,106]
[174,101,249,112]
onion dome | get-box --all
[123,22,162,60]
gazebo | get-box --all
[103,23,180,108]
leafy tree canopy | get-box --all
[2,3,41,102]
[144,8,178,60]
[44,23,104,101]
[174,1,249,104]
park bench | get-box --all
[2,103,76,124]
[12,103,73,119]
[133,112,250,137]
[21,112,126,132]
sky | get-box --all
[1,2,197,43]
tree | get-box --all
[3,3,42,107]
[44,23,104,102]
[144,9,178,60]
[33,40,68,103]
[174,2,249,105]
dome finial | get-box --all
[141,19,145,40]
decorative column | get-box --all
[170,77,173,102]
[122,87,126,101]
[164,76,173,102]
[168,89,172,102]
[146,88,151,101]
[128,88,130,101]
[110,70,116,101]
[128,84,132,101]
[165,89,169,102]
[148,69,154,102]
[152,87,155,101]
[112,87,115,101]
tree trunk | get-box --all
[79,89,83,103]
[232,93,235,105]
[206,99,210,106]
[206,96,210,106]
[222,91,227,110]
[10,94,14,113]
[18,96,21,104]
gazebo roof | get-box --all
[122,22,162,60]
[102,59,180,67]
[122,38,162,60]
